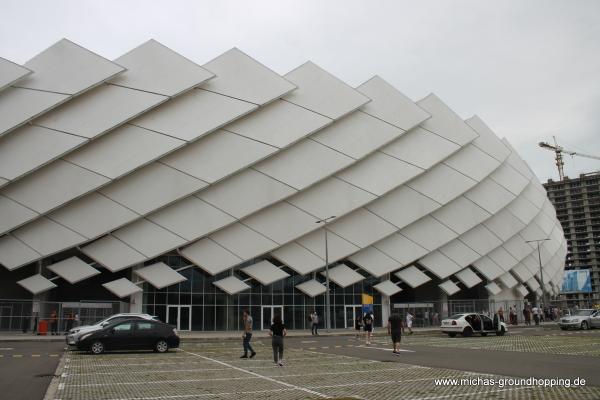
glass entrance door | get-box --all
[166,305,191,331]
[261,306,283,330]
[345,305,362,328]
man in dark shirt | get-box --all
[363,312,374,345]
[387,313,403,355]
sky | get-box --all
[1,0,599,182]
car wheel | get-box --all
[496,327,506,336]
[581,321,589,330]
[481,332,488,337]
[90,341,104,355]
[155,339,169,353]
[462,327,473,337]
[448,333,456,338]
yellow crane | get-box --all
[539,136,600,181]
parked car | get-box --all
[76,318,180,354]
[66,313,158,346]
[441,313,508,337]
[558,309,600,330]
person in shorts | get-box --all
[387,313,403,355]
[363,312,374,345]
[354,313,363,338]
[405,312,414,334]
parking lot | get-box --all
[49,329,600,400]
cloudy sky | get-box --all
[2,0,599,182]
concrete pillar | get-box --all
[128,264,143,313]
[380,275,390,327]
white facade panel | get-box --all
[419,250,462,279]
[112,219,187,258]
[498,272,518,289]
[465,116,511,162]
[243,202,318,244]
[373,234,429,266]
[459,225,503,255]
[512,263,534,282]
[485,282,502,295]
[348,246,402,277]
[134,262,187,290]
[0,88,68,136]
[516,284,529,297]
[81,236,146,272]
[472,256,504,280]
[296,229,359,262]
[0,235,41,270]
[367,186,441,229]
[328,208,397,248]
[0,57,31,91]
[271,243,324,275]
[407,163,477,205]
[416,94,478,146]
[13,217,86,256]
[17,274,57,295]
[213,276,251,295]
[321,264,364,288]
[439,280,461,295]
[102,278,142,298]
[242,260,289,285]
[395,266,431,288]
[295,279,326,297]
[400,216,457,251]
[455,268,482,288]
[0,195,38,234]
[443,144,500,181]
[180,238,242,276]
[487,245,519,272]
[47,257,100,284]
[483,208,526,242]
[210,223,278,260]
[373,280,403,297]
[463,178,516,214]
[431,197,491,235]
[438,240,481,267]
[488,162,530,196]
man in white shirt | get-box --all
[532,306,540,325]
[406,312,414,335]
[310,311,319,335]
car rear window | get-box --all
[448,314,464,320]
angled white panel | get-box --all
[336,151,424,196]
[507,189,539,224]
[271,243,324,275]
[465,116,511,162]
[162,130,277,183]
[503,235,536,261]
[0,235,41,270]
[202,48,296,105]
[432,197,491,235]
[439,280,461,295]
[512,263,534,282]
[521,183,547,209]
[439,239,481,267]
[47,193,138,239]
[0,57,31,91]
[459,225,503,255]
[395,266,431,288]
[498,272,518,289]
[419,251,462,279]
[408,163,476,204]
[357,76,430,130]
[526,277,540,291]
[180,238,242,275]
[455,268,482,288]
[0,125,86,181]
[254,139,354,190]
[46,257,100,284]
[488,162,529,196]
[443,144,500,181]
[213,276,250,295]
[13,217,86,256]
[148,196,235,241]
[349,246,402,277]
[297,229,359,262]
[289,178,376,220]
[367,186,441,229]
[485,282,503,295]
[17,274,56,295]
[472,256,504,280]
[18,39,123,95]
[100,163,207,214]
[200,169,296,219]
[328,208,397,247]
[134,262,186,289]
[382,127,460,170]
[103,278,142,298]
[0,195,38,234]
[225,99,332,147]
[2,160,110,215]
[284,61,369,119]
[487,246,518,272]
[311,111,405,159]
[464,178,516,214]
[242,260,290,285]
[35,84,166,139]
[320,264,364,288]
[534,207,556,235]
[132,88,257,142]
[80,236,146,272]
[401,216,457,251]
[210,223,278,260]
[111,40,214,96]
[112,219,186,258]
[243,202,317,244]
[373,280,403,297]
[65,124,184,179]
[374,234,429,266]
[520,222,547,244]
[416,94,478,145]
[516,284,529,297]
[295,279,326,297]
[503,141,534,180]
[483,208,526,242]
[522,254,541,275]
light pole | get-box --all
[526,238,550,308]
[316,215,336,332]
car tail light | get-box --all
[451,320,457,325]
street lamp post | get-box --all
[316,216,336,332]
[526,238,551,308]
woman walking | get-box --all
[269,314,287,366]
[354,313,363,338]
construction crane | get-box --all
[539,136,600,181]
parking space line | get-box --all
[180,349,329,399]
[108,387,299,400]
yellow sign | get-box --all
[362,293,373,305]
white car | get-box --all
[66,313,158,345]
[441,313,508,337]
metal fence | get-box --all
[0,300,129,333]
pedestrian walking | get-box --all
[65,312,75,333]
[432,312,439,326]
[523,306,531,325]
[240,310,256,359]
[269,314,287,366]
[424,310,430,327]
[532,305,540,325]
[310,311,319,335]
[387,313,403,355]
[354,313,363,338]
[50,310,58,335]
[405,312,414,335]
[74,313,80,328]
[363,312,374,344]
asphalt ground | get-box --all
[0,341,64,400]
[44,327,600,400]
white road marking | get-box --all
[0,347,14,350]
[300,340,317,343]
[356,345,415,353]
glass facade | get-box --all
[141,254,383,331]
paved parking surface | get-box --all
[53,338,600,400]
